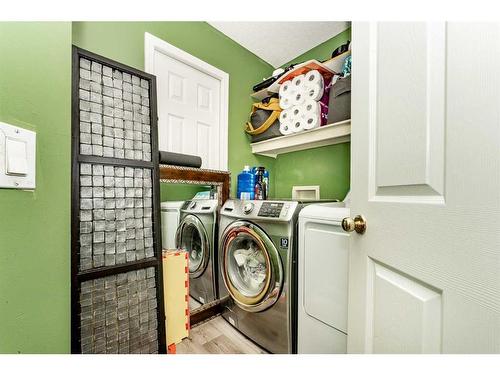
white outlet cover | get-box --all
[0,122,36,189]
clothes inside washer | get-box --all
[231,243,267,295]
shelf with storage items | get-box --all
[250,119,351,158]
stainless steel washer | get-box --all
[218,199,305,354]
[175,199,218,305]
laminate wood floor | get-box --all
[176,316,268,354]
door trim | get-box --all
[144,32,229,171]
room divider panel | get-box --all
[71,46,166,354]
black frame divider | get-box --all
[71,46,166,354]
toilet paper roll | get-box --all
[291,105,305,120]
[291,74,306,90]
[292,91,306,106]
[303,113,321,130]
[279,121,293,135]
[306,84,324,101]
[303,99,321,116]
[291,118,306,133]
[280,95,294,110]
[279,109,292,124]
[305,70,324,89]
[279,80,293,98]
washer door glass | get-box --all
[177,215,209,276]
[227,231,269,298]
[221,221,283,312]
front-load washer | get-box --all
[297,202,350,353]
[175,199,218,305]
[218,199,310,354]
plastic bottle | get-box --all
[254,167,267,200]
[237,166,255,200]
[263,169,270,199]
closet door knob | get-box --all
[342,215,367,234]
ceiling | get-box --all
[208,22,350,68]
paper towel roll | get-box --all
[279,109,292,124]
[303,113,321,130]
[292,91,306,106]
[305,70,324,88]
[291,118,305,133]
[303,99,321,116]
[306,84,324,101]
[292,74,306,90]
[279,121,293,135]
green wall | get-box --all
[72,22,276,200]
[0,22,72,353]
[274,28,351,199]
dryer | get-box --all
[218,199,306,354]
[297,202,350,353]
[175,199,218,305]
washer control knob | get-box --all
[189,201,197,210]
[243,202,254,215]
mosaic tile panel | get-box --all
[79,163,155,271]
[79,58,152,162]
[79,267,159,354]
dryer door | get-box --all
[175,214,210,278]
[220,221,283,313]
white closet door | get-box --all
[348,22,500,354]
[145,33,228,170]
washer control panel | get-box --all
[258,202,284,218]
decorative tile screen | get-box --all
[78,58,152,161]
[79,164,154,271]
[72,47,164,354]
[79,268,158,354]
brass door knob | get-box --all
[342,215,367,234]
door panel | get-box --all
[372,22,446,201]
[154,51,221,169]
[349,22,500,354]
[367,260,442,354]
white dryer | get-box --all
[160,201,185,249]
[297,202,350,353]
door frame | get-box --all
[144,32,229,170]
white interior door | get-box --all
[348,22,500,354]
[145,33,229,170]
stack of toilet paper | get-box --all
[278,70,325,135]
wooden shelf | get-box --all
[250,87,272,101]
[323,50,351,73]
[250,119,351,158]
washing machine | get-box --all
[175,199,218,305]
[297,202,350,353]
[218,199,308,354]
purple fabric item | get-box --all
[319,76,333,125]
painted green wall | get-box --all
[274,28,352,200]
[72,22,276,200]
[0,22,72,353]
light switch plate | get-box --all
[0,122,36,189]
